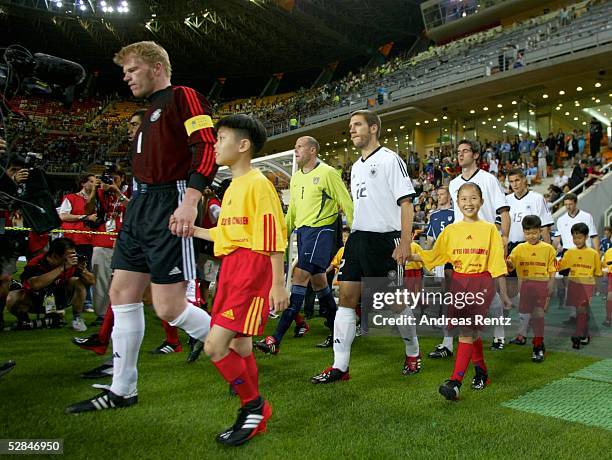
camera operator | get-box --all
[5,237,94,330]
[59,173,98,329]
[1,154,30,330]
[90,166,130,325]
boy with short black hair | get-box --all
[558,222,602,348]
[506,215,557,362]
[195,114,289,446]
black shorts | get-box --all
[338,230,402,284]
[111,181,198,284]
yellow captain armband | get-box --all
[184,115,214,136]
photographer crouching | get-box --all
[5,237,94,330]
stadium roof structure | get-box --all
[213,148,295,185]
[0,0,424,79]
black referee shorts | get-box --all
[338,230,403,284]
[111,180,198,284]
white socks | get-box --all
[490,293,505,339]
[110,303,145,397]
[518,313,531,336]
[396,307,419,357]
[442,335,454,351]
[169,302,211,342]
[332,307,356,372]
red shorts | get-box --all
[565,280,594,308]
[404,269,423,293]
[519,280,549,313]
[448,272,495,331]
[211,248,271,336]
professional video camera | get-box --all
[0,46,85,107]
[0,46,86,233]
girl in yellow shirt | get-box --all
[410,182,510,401]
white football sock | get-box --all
[490,293,505,339]
[396,307,419,357]
[169,302,211,342]
[567,305,576,319]
[442,335,454,351]
[110,303,145,397]
[518,313,531,336]
[332,307,356,372]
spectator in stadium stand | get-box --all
[536,142,548,179]
[90,166,130,327]
[554,168,569,189]
[568,159,588,192]
[556,129,566,160]
[5,237,95,331]
[578,129,586,158]
[545,132,557,163]
[566,130,578,166]
[589,117,603,159]
[518,134,532,166]
[58,173,99,330]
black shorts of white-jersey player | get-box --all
[256,136,353,355]
[310,110,418,385]
[505,168,554,345]
[66,41,216,415]
[430,139,512,357]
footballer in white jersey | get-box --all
[311,110,419,385]
[507,169,553,246]
[449,168,509,224]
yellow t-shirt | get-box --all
[405,242,424,270]
[508,241,557,280]
[558,247,603,285]
[420,220,507,277]
[209,169,287,257]
[603,248,612,273]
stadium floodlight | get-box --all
[442,115,447,120]
[576,86,583,91]
[80,4,87,11]
[469,109,475,114]
[482,106,488,111]
[108,6,114,12]
[101,0,107,6]
[542,94,548,99]
[122,0,128,6]
[595,99,601,103]
[595,82,602,88]
[497,103,502,108]
[415,122,420,126]
[559,90,565,95]
[56,1,63,6]
[433,118,438,122]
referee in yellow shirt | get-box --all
[256,136,353,355]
